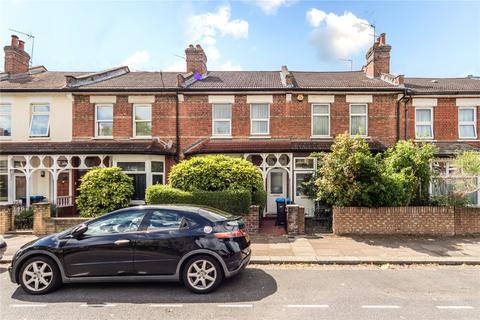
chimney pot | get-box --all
[18,40,25,51]
[11,35,19,47]
[185,43,207,74]
[364,32,391,78]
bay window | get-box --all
[212,104,232,137]
[459,107,477,139]
[29,104,50,137]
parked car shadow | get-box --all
[0,266,7,274]
[11,267,277,304]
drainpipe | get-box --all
[175,91,180,162]
[396,89,411,141]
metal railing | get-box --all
[56,196,74,208]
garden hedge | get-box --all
[145,185,251,215]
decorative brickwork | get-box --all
[286,205,305,235]
[244,205,260,235]
[0,204,13,234]
[333,206,480,236]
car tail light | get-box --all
[214,229,247,239]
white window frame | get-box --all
[95,104,113,138]
[151,160,165,185]
[349,104,368,137]
[0,104,11,139]
[212,103,232,138]
[133,104,152,138]
[311,104,330,138]
[415,107,434,140]
[293,157,316,170]
[458,107,477,140]
[250,103,270,136]
[0,158,8,203]
[29,104,50,137]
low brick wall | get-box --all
[287,205,305,235]
[33,202,89,235]
[455,207,480,235]
[0,204,13,234]
[244,205,260,235]
[333,206,456,236]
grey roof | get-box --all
[405,77,480,94]
[291,71,397,89]
[187,71,284,89]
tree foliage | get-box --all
[76,167,134,217]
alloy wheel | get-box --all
[186,259,217,291]
[22,261,53,292]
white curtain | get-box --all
[214,104,231,119]
[313,116,329,135]
[252,104,268,119]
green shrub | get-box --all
[252,189,267,212]
[14,208,33,230]
[76,167,134,217]
[169,155,263,194]
[145,185,251,215]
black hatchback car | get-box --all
[8,205,251,295]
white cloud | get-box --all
[164,59,185,72]
[306,9,373,61]
[251,0,297,15]
[214,60,243,71]
[121,50,151,70]
[187,4,248,62]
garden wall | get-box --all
[33,203,89,235]
[333,206,480,236]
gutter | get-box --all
[403,90,412,140]
[396,89,410,141]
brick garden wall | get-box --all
[244,205,260,235]
[333,206,480,236]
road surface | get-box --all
[1,264,479,320]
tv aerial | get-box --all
[8,28,35,66]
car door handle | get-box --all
[114,239,131,246]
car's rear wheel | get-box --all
[19,256,62,295]
[182,255,223,294]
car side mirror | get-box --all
[71,223,88,238]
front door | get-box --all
[294,172,315,216]
[267,169,287,214]
[62,209,147,277]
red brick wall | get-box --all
[113,96,132,139]
[244,205,260,235]
[333,206,456,235]
[72,95,94,139]
[454,207,480,235]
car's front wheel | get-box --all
[182,255,223,294]
[19,256,62,295]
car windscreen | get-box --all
[197,208,237,222]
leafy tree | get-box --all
[76,167,134,217]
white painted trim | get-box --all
[415,107,434,139]
[177,94,184,102]
[0,96,15,104]
[26,96,52,104]
[128,95,155,104]
[458,106,477,139]
[412,98,438,107]
[349,103,368,137]
[211,103,232,138]
[456,98,480,107]
[286,94,292,102]
[90,95,117,104]
[308,95,334,103]
[208,95,235,104]
[247,95,273,104]
[346,95,373,103]
[311,103,330,138]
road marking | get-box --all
[436,306,474,310]
[80,303,116,307]
[149,304,183,308]
[218,304,253,308]
[361,305,401,309]
[11,304,47,308]
[287,305,329,308]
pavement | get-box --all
[1,264,479,320]
[2,233,480,265]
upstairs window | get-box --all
[415,108,433,139]
[251,104,269,135]
[95,104,113,138]
[0,104,11,137]
[29,104,50,137]
[459,107,477,139]
[134,104,152,137]
[212,104,232,137]
[350,104,368,136]
[311,104,330,137]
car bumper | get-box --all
[224,250,250,278]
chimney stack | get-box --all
[4,35,30,75]
[185,44,207,75]
[364,32,391,78]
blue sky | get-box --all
[0,0,479,77]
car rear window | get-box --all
[197,208,236,221]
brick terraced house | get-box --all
[1,33,480,216]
